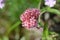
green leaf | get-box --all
[41,7,60,15]
[47,8,60,15]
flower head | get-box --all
[45,0,56,7]
[20,8,40,30]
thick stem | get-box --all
[42,21,50,40]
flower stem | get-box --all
[6,21,21,36]
[42,21,49,40]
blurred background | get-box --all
[0,0,60,40]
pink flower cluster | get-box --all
[20,8,40,29]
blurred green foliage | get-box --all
[0,0,40,39]
[0,0,60,40]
